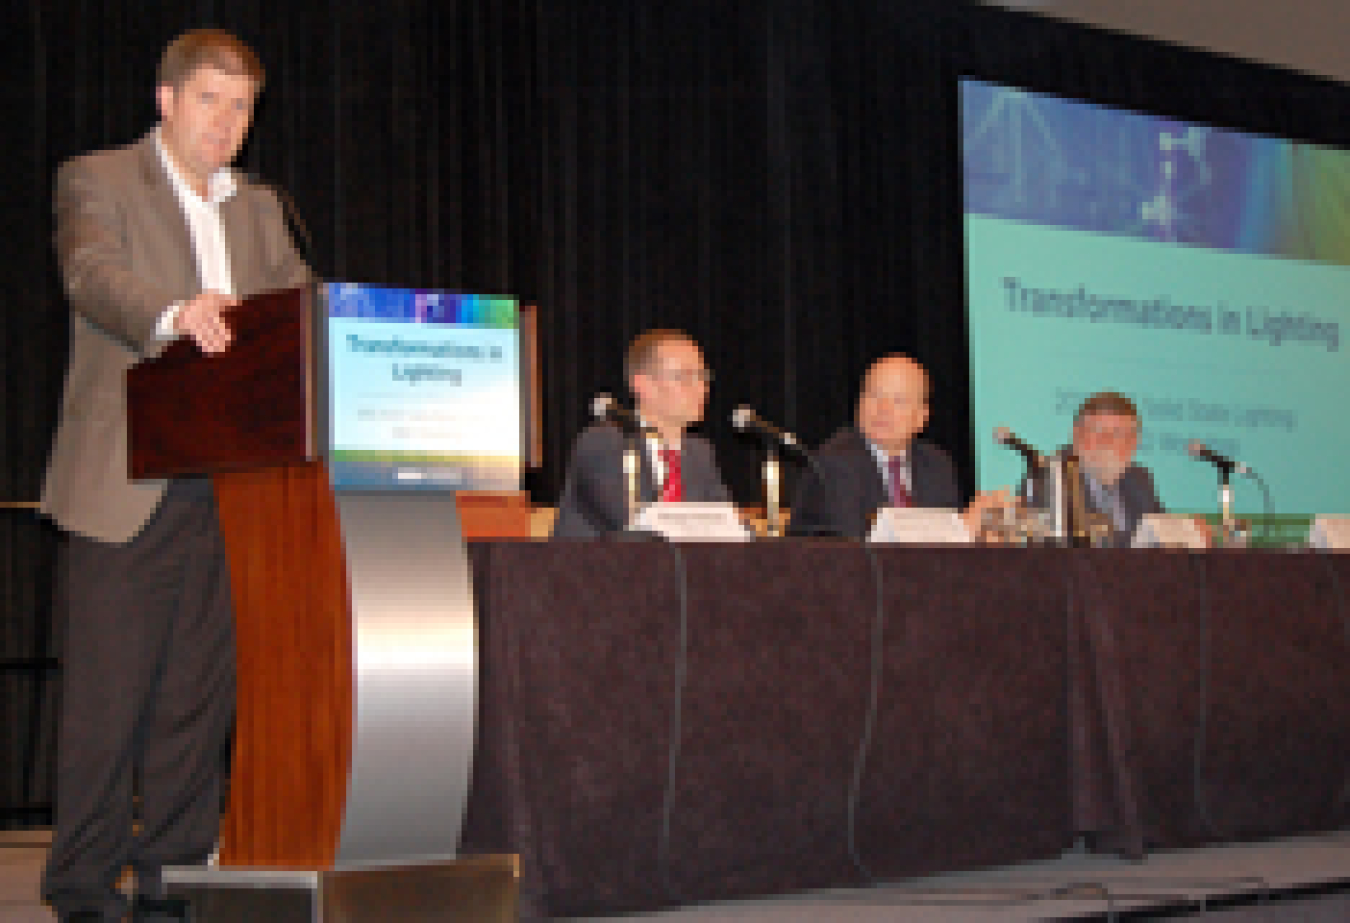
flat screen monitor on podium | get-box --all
[323,281,523,491]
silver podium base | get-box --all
[163,854,517,923]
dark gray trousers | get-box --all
[42,480,235,921]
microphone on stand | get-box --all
[993,426,1044,469]
[1186,441,1249,476]
[245,172,319,277]
[731,406,805,453]
[592,394,659,536]
[995,428,1076,539]
[1187,441,1256,544]
[730,406,818,539]
[592,393,649,436]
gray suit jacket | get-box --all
[788,426,962,539]
[551,422,732,538]
[42,132,312,543]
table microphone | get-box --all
[1187,441,1250,476]
[731,406,803,452]
[591,393,647,435]
[993,426,1044,468]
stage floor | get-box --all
[4,829,1349,921]
[1,830,53,923]
[565,830,1350,921]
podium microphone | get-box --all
[993,426,1044,469]
[245,173,318,276]
[731,406,804,452]
[1187,441,1249,476]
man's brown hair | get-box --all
[1074,391,1140,427]
[625,329,696,383]
[157,29,265,89]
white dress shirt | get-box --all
[153,127,239,337]
[866,440,912,496]
[635,417,682,493]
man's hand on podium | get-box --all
[176,291,238,355]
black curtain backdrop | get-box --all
[5,0,1350,827]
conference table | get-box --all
[457,541,1350,920]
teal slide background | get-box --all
[968,215,1348,515]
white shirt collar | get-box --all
[637,415,681,450]
[867,436,911,494]
[866,437,907,469]
[635,417,683,493]
[154,127,239,206]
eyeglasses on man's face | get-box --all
[646,366,713,385]
[1077,423,1139,444]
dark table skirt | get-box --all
[460,543,1350,919]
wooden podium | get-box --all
[127,286,515,922]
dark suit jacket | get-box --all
[788,426,962,539]
[551,422,733,538]
[1022,449,1165,547]
[42,132,311,543]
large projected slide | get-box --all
[963,79,1350,517]
[325,282,522,490]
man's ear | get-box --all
[155,83,175,122]
[629,372,650,405]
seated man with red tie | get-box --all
[789,354,1003,539]
[552,328,732,538]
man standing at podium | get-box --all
[40,29,310,922]
[552,329,731,537]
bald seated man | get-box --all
[789,355,1007,539]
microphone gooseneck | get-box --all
[1187,440,1248,476]
[731,405,803,451]
[993,426,1044,469]
[592,392,647,435]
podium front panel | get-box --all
[334,491,478,864]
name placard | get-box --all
[1309,515,1350,551]
[631,502,751,542]
[867,507,971,544]
[1131,514,1210,550]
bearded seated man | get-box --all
[1022,390,1165,547]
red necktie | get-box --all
[887,455,912,507]
[660,447,684,502]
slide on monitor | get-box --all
[324,282,524,491]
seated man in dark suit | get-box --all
[789,354,1007,539]
[552,329,732,537]
[1025,391,1164,547]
